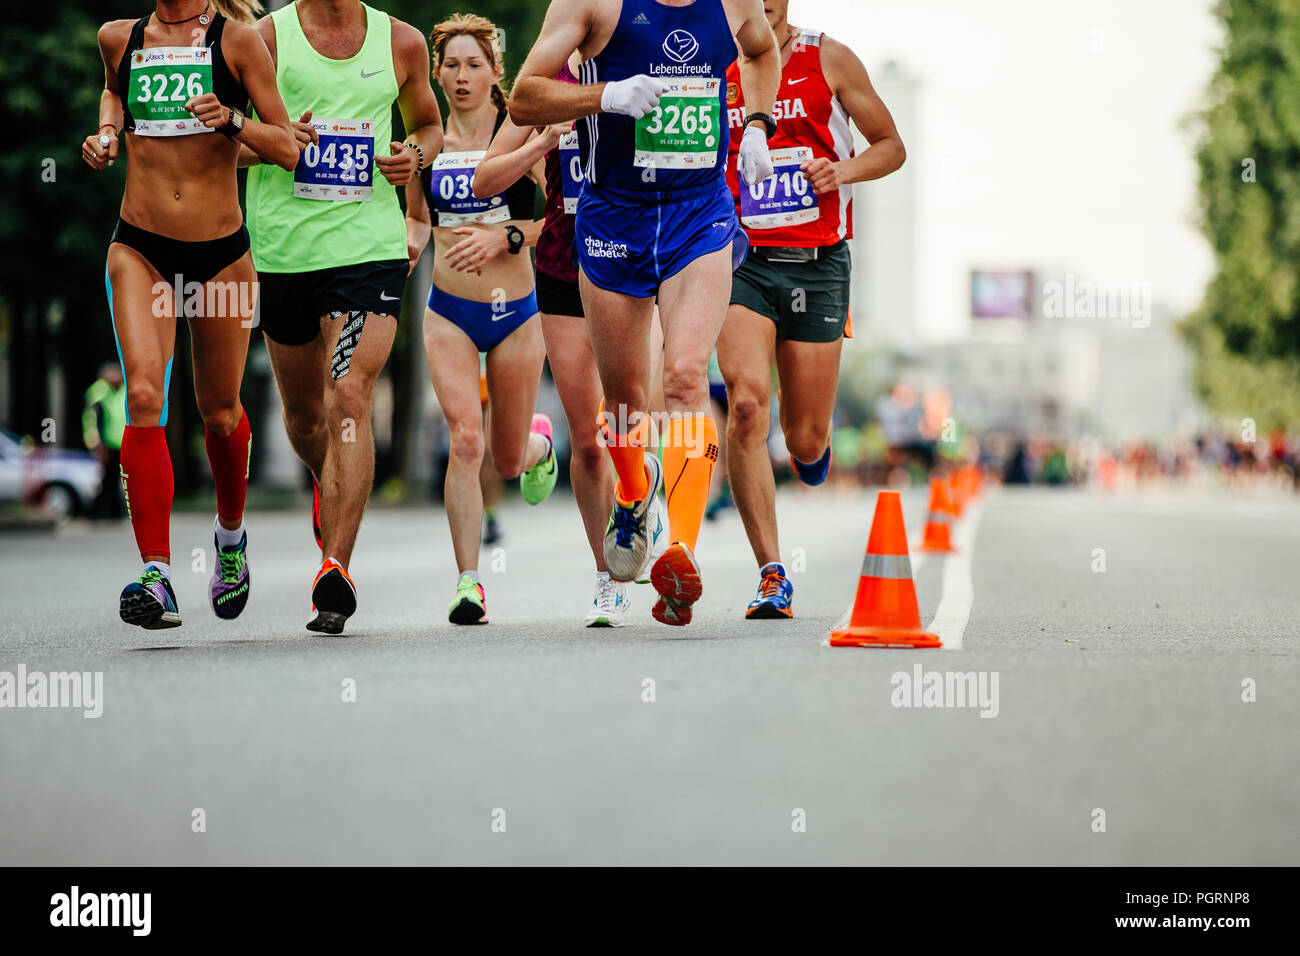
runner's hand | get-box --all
[292,110,319,151]
[186,93,230,129]
[445,227,508,274]
[600,75,671,119]
[82,130,119,170]
[376,142,418,186]
[801,157,843,195]
[542,121,574,148]
[737,126,773,186]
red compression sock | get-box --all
[120,424,174,562]
[205,409,252,524]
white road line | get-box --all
[926,503,984,650]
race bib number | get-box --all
[428,151,510,226]
[559,130,584,215]
[740,146,819,229]
[127,47,214,136]
[634,78,721,170]
[293,118,375,201]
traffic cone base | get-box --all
[829,626,942,649]
[919,478,959,554]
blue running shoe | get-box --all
[791,446,832,486]
[745,562,793,619]
[120,566,182,629]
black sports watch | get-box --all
[504,224,525,255]
[744,111,778,139]
[217,106,245,139]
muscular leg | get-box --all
[425,309,487,573]
[107,244,177,564]
[717,303,779,566]
[483,315,548,479]
[774,336,844,465]
[317,310,396,568]
[266,336,329,482]
[541,311,614,570]
[188,253,254,532]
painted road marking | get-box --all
[927,503,983,650]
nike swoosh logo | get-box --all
[787,77,808,85]
[491,311,517,323]
[360,69,383,79]
[379,292,399,301]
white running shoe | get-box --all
[636,491,667,584]
[602,452,664,582]
[585,572,630,627]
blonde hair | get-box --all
[209,0,263,24]
[430,13,508,112]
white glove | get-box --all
[601,75,671,120]
[737,126,774,186]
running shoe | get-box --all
[120,566,181,630]
[745,562,793,619]
[307,558,356,635]
[520,413,558,505]
[650,542,703,627]
[585,573,630,627]
[603,452,663,582]
[311,475,323,551]
[209,531,251,620]
[791,445,832,486]
[449,573,488,625]
[636,491,667,584]
[482,509,502,546]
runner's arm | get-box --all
[380,20,443,186]
[473,120,567,198]
[806,37,905,192]
[83,22,127,170]
[404,176,432,275]
[729,0,779,123]
[509,0,605,126]
[219,21,298,171]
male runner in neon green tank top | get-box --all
[242,0,443,634]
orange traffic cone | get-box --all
[919,478,958,553]
[830,490,941,649]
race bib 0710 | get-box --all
[428,151,510,227]
[127,47,214,136]
[293,118,375,201]
[634,78,721,170]
[740,146,819,229]
[559,130,584,214]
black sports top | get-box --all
[117,13,248,132]
[421,110,538,222]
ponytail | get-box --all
[209,0,263,24]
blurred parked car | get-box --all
[0,428,103,520]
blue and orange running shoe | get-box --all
[308,557,356,635]
[745,562,793,619]
[120,566,182,629]
[210,531,251,620]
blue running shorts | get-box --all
[428,284,538,353]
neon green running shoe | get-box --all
[521,413,558,505]
[449,573,488,625]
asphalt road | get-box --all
[1,485,1296,865]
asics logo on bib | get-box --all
[663,30,700,63]
[584,236,629,259]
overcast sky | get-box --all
[793,0,1222,340]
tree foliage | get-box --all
[1185,0,1300,428]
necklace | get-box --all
[155,2,210,25]
[780,25,798,52]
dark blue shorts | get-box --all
[428,285,538,353]
[575,180,749,299]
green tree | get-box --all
[1185,0,1300,428]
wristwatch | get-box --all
[505,225,525,256]
[217,106,245,139]
[744,111,778,139]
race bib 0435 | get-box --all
[428,151,510,227]
[127,47,214,137]
[740,146,819,230]
[559,130,584,214]
[293,118,375,201]
[634,78,721,170]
